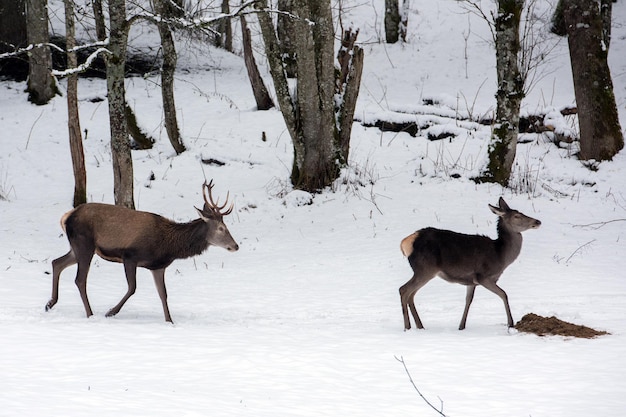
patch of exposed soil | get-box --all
[515,313,609,339]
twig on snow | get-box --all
[395,356,448,417]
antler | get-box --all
[202,180,234,216]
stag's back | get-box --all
[64,203,169,249]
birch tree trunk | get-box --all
[482,0,524,186]
[154,0,185,154]
[107,0,134,208]
[64,0,86,207]
[25,0,57,104]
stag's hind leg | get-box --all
[74,248,95,318]
[46,250,77,311]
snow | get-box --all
[1,1,626,416]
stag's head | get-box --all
[196,180,239,252]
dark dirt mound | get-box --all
[515,313,609,339]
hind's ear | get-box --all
[498,197,511,211]
[489,204,506,217]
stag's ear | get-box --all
[196,206,212,221]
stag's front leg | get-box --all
[106,261,137,318]
[151,269,173,323]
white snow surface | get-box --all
[2,1,626,416]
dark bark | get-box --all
[124,101,155,150]
[107,0,134,208]
[64,0,87,207]
[155,0,185,154]
[94,0,155,153]
[25,0,57,104]
[561,0,623,161]
[336,29,363,163]
[214,0,232,52]
[277,0,297,77]
[480,0,524,186]
[0,0,28,79]
[257,0,363,192]
[241,16,274,111]
[600,0,612,49]
[385,0,400,43]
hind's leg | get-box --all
[399,272,433,330]
[458,285,476,330]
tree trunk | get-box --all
[290,0,337,190]
[336,29,364,162]
[481,0,524,186]
[214,0,232,52]
[385,0,400,43]
[64,0,86,207]
[0,0,28,79]
[600,0,612,49]
[95,0,154,153]
[241,16,274,111]
[562,0,623,161]
[277,0,297,78]
[257,0,362,192]
[107,0,134,208]
[25,0,57,104]
[154,0,185,154]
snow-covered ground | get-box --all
[1,1,626,416]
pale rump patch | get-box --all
[59,209,76,234]
[400,232,419,257]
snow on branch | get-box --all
[52,47,110,78]
[127,0,262,33]
[0,42,64,59]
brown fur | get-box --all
[46,182,238,323]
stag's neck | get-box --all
[168,219,210,259]
[496,219,523,265]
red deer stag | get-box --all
[399,197,540,330]
[46,181,238,322]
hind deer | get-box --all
[46,181,238,323]
[399,197,540,330]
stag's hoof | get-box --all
[105,309,117,318]
[45,300,56,311]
